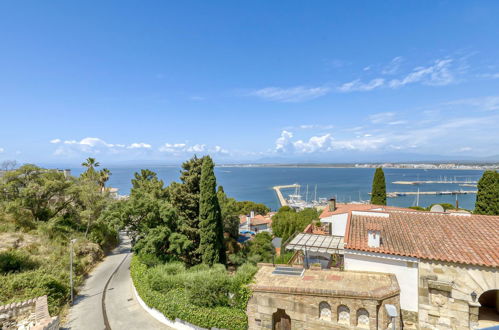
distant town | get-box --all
[219,162,499,170]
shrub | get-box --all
[0,250,39,274]
[130,256,252,329]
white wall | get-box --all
[344,250,419,312]
[321,213,349,236]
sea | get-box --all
[62,165,483,211]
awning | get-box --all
[285,233,344,254]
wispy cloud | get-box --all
[50,137,154,156]
[338,78,385,92]
[369,112,395,124]
[159,142,228,155]
[250,86,330,102]
[381,56,404,75]
[389,59,455,88]
[447,96,499,111]
[127,142,152,149]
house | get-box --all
[343,209,499,329]
[239,211,275,234]
[248,200,499,329]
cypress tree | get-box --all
[198,156,226,265]
[474,170,499,215]
[370,167,387,205]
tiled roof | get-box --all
[345,211,499,267]
[239,214,273,226]
[319,203,416,218]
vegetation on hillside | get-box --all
[370,167,387,205]
[0,159,119,314]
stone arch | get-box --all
[478,289,499,328]
[356,308,370,328]
[319,301,331,321]
[337,305,350,325]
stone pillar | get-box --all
[468,302,480,329]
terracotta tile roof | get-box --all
[345,211,499,267]
[319,203,416,218]
[239,214,273,226]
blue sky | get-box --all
[1,1,499,164]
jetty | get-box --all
[273,184,300,207]
[393,180,478,185]
[386,190,477,198]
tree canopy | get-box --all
[370,167,387,205]
[198,156,226,265]
[474,170,499,215]
[271,207,318,244]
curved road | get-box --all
[64,232,171,330]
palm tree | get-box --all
[81,157,100,171]
[98,168,111,192]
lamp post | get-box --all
[70,239,77,305]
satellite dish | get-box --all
[430,204,445,213]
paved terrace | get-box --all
[251,265,399,299]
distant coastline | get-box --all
[218,163,499,170]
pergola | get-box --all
[285,233,344,254]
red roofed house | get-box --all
[343,209,499,329]
[239,211,275,233]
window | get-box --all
[337,305,350,325]
[357,308,370,328]
[319,301,331,321]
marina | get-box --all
[386,190,477,198]
[393,180,478,185]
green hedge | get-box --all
[130,256,254,329]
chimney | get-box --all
[328,198,336,211]
[250,211,255,218]
[367,223,382,248]
[246,216,251,229]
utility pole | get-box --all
[70,239,77,305]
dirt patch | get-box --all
[0,233,41,252]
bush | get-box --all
[130,256,252,329]
[0,250,39,274]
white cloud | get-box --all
[387,120,408,125]
[369,112,395,124]
[0,147,4,153]
[251,86,330,102]
[448,96,499,111]
[293,134,332,153]
[389,59,455,88]
[381,56,403,75]
[158,142,228,155]
[127,142,152,149]
[50,138,61,144]
[478,72,499,79]
[275,130,293,152]
[459,146,472,152]
[338,78,384,92]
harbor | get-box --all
[386,190,477,198]
[393,180,478,185]
[273,184,328,209]
[273,184,300,207]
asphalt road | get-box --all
[64,232,170,330]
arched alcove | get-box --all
[356,308,370,328]
[319,301,331,321]
[478,290,499,328]
[337,305,350,325]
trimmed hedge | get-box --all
[130,256,255,330]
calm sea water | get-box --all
[63,166,483,211]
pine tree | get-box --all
[474,170,499,215]
[198,156,226,265]
[370,167,387,205]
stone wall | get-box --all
[418,260,499,330]
[247,291,400,329]
[0,295,58,330]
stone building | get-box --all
[248,202,499,329]
[344,209,499,329]
[247,265,400,329]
